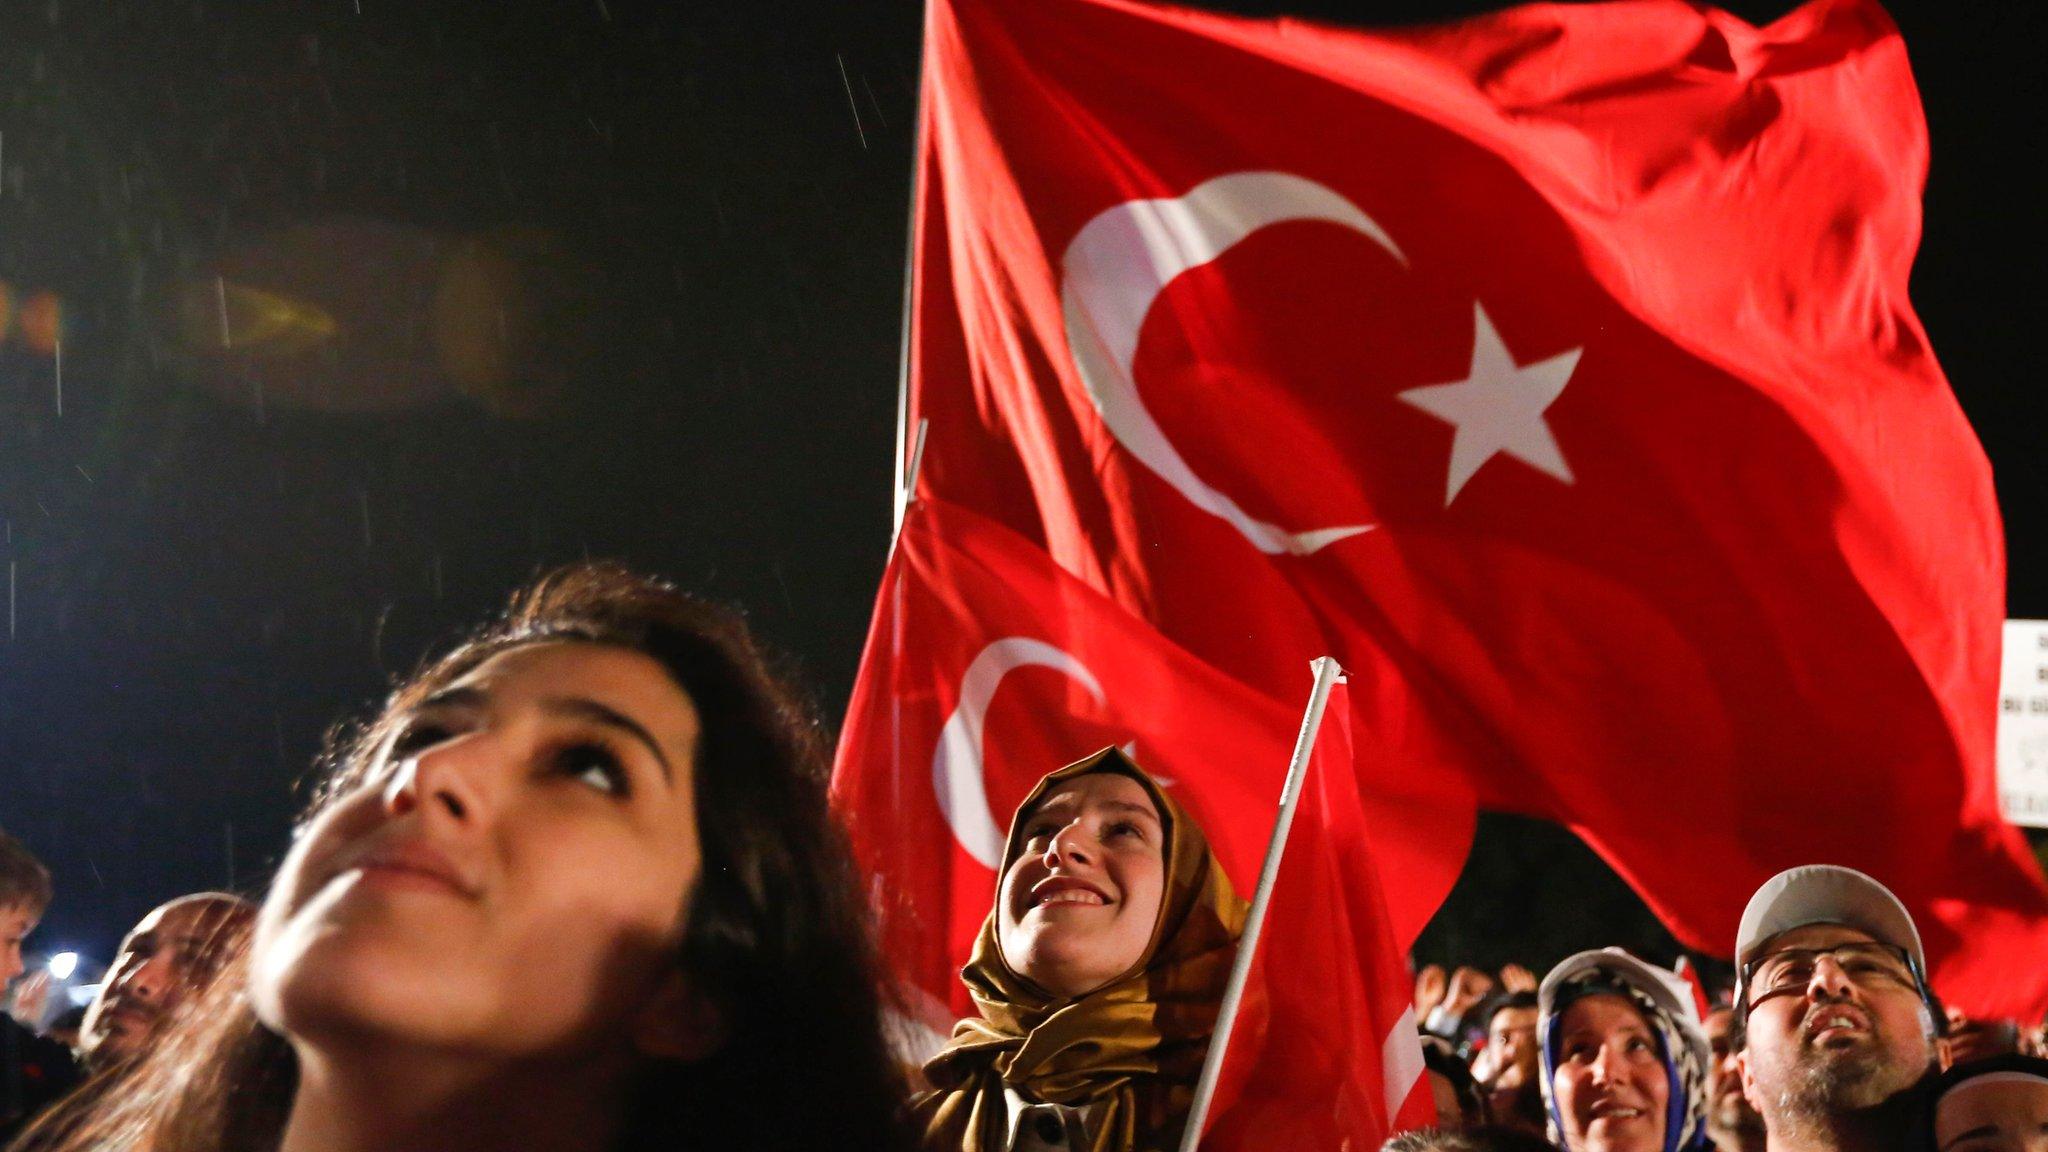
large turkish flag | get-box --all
[901,0,2048,1014]
[832,498,1473,1036]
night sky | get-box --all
[0,0,2039,983]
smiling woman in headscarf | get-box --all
[912,747,1249,1152]
[1537,949,1713,1152]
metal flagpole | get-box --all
[892,0,934,540]
[1175,655,1347,1152]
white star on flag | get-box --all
[1397,303,1583,506]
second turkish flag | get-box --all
[832,498,1474,1037]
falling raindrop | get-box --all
[835,54,869,150]
[861,75,889,129]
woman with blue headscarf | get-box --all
[1536,949,1711,1152]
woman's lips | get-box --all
[1030,875,1112,908]
[336,839,479,899]
[1588,1100,1652,1124]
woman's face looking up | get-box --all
[997,773,1166,999]
[1551,992,1670,1152]
[251,640,708,1065]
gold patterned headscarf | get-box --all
[912,747,1248,1152]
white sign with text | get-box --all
[1999,619,2048,828]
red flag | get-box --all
[830,497,1473,1036]
[905,0,2048,1014]
[1203,676,1436,1148]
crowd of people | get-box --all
[1402,871,2048,1152]
[0,564,2043,1151]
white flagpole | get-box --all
[1175,655,1347,1152]
[892,0,934,539]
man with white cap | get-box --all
[1733,865,1941,1152]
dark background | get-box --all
[0,0,2038,990]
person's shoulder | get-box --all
[0,1016,80,1088]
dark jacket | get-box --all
[0,1017,79,1146]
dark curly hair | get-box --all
[12,564,911,1152]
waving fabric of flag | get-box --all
[833,498,1474,1033]
[882,0,2048,1015]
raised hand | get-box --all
[6,969,51,1029]
[1414,963,1448,1017]
[1498,963,1537,994]
[1445,965,1496,1017]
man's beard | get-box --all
[1771,1025,1919,1118]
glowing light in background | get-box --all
[46,952,78,980]
[0,279,66,356]
[175,279,339,355]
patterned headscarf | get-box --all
[911,747,1248,1152]
[1537,952,1711,1152]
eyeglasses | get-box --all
[1742,941,1918,1009]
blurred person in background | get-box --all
[1420,965,1500,1044]
[1539,948,1712,1152]
[0,829,78,1145]
[1423,1035,1492,1131]
[1938,1006,2021,1072]
[1923,1053,2048,1152]
[1702,1006,1764,1152]
[1733,866,1940,1152]
[9,564,912,1152]
[76,893,255,1070]
[1474,990,1547,1136]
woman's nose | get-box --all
[1041,821,1094,868]
[382,736,488,824]
[1589,1042,1626,1084]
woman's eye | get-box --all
[1106,821,1144,841]
[389,720,454,756]
[555,742,629,796]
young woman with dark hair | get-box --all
[11,564,911,1152]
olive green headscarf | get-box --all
[912,747,1249,1152]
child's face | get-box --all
[0,902,41,989]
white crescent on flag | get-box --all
[931,637,1108,869]
[1060,170,1403,555]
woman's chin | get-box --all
[253,928,487,1051]
[1011,948,1122,1000]
[1582,1119,1663,1152]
